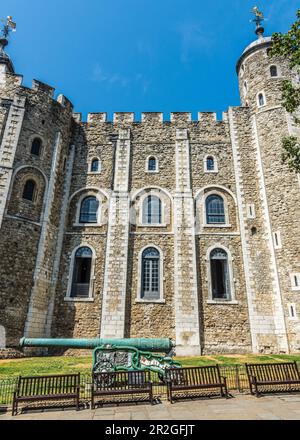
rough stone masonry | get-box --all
[0,23,299,356]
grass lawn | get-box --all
[0,353,300,378]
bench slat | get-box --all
[166,366,228,403]
[246,362,300,397]
[12,374,80,416]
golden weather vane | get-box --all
[0,16,16,39]
[0,16,16,55]
[251,6,267,37]
[252,6,265,25]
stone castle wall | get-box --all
[0,34,299,355]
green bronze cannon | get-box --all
[20,337,181,380]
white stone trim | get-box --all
[45,145,75,336]
[203,154,218,173]
[228,107,258,352]
[251,114,289,352]
[194,185,238,205]
[0,96,26,229]
[24,131,64,337]
[207,300,239,305]
[205,244,236,302]
[131,186,173,205]
[69,187,110,204]
[64,244,96,301]
[136,244,164,303]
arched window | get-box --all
[71,247,93,298]
[148,157,157,172]
[270,65,278,77]
[206,195,225,224]
[31,138,42,156]
[210,248,231,300]
[258,93,265,107]
[142,195,162,224]
[79,196,99,223]
[206,156,215,171]
[141,247,160,300]
[22,180,36,201]
[91,158,100,173]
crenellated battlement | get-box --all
[0,65,73,111]
[73,111,228,125]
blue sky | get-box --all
[2,0,298,120]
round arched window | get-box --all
[79,196,99,223]
[206,195,225,224]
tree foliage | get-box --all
[270,10,300,173]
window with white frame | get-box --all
[142,195,162,225]
[210,248,231,300]
[206,195,225,224]
[258,92,266,107]
[290,273,300,291]
[90,158,101,173]
[79,196,99,223]
[147,157,158,172]
[141,247,160,300]
[70,247,93,298]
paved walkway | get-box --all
[1,393,300,420]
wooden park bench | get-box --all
[91,370,154,408]
[245,362,300,397]
[12,373,80,416]
[165,365,229,404]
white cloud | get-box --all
[176,20,214,64]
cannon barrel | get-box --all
[20,337,174,353]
